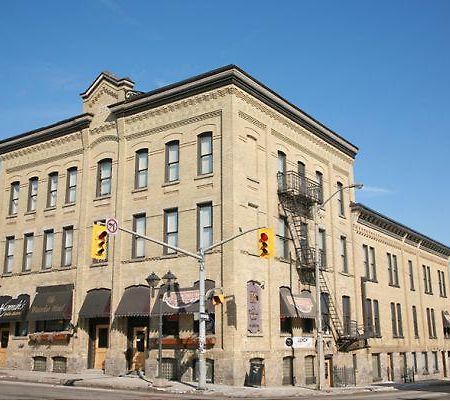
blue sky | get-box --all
[0,1,449,245]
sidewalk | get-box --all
[0,368,399,398]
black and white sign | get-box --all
[106,218,118,235]
[284,336,314,349]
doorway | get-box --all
[0,328,9,368]
[94,324,109,370]
[442,351,448,377]
[325,356,333,387]
[282,356,294,385]
[132,326,147,371]
[388,353,394,381]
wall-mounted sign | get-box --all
[0,294,29,322]
[247,281,262,334]
[284,336,314,349]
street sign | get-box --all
[200,312,210,321]
[106,218,118,235]
[284,336,314,349]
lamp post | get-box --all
[146,270,177,379]
[314,183,363,390]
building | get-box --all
[0,65,448,386]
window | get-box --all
[365,298,373,335]
[66,167,77,203]
[396,303,403,337]
[438,270,447,298]
[46,172,58,208]
[443,312,450,339]
[412,306,419,338]
[340,236,348,273]
[321,292,330,333]
[9,182,19,215]
[427,266,432,294]
[162,315,179,336]
[61,227,73,267]
[23,233,34,271]
[34,319,70,333]
[301,317,314,333]
[42,230,54,269]
[277,151,286,190]
[372,353,381,381]
[432,351,439,372]
[427,308,432,338]
[318,229,326,268]
[97,159,112,196]
[14,321,28,337]
[408,260,415,291]
[422,352,429,374]
[373,300,381,337]
[342,295,351,335]
[276,217,289,259]
[164,209,178,254]
[298,161,306,177]
[27,177,38,212]
[363,245,377,281]
[304,355,316,385]
[431,308,437,339]
[135,149,148,189]
[412,352,418,374]
[337,181,345,216]
[132,214,146,258]
[390,302,397,337]
[198,132,213,175]
[391,302,403,337]
[198,203,213,250]
[315,171,323,204]
[280,317,292,335]
[165,141,179,182]
[387,253,399,286]
[4,236,14,273]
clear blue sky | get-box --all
[1,1,449,245]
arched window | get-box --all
[97,159,112,196]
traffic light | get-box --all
[91,223,108,260]
[257,228,274,258]
[212,292,225,306]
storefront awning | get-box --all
[27,284,73,321]
[151,281,215,316]
[0,294,29,322]
[79,289,111,319]
[443,311,450,328]
[115,285,150,317]
[280,287,316,319]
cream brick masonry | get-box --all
[0,66,448,386]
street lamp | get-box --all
[146,270,178,379]
[314,183,363,390]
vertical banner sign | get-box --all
[247,281,262,334]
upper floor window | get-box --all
[340,236,348,273]
[315,171,324,203]
[387,253,399,287]
[23,233,34,272]
[4,236,15,274]
[164,208,178,254]
[408,260,415,291]
[42,230,54,270]
[66,167,77,203]
[390,302,403,337]
[135,149,148,189]
[132,214,146,258]
[198,133,213,175]
[412,305,419,338]
[363,244,377,281]
[27,177,38,212]
[277,151,286,190]
[62,226,73,267]
[342,295,351,335]
[46,172,58,208]
[318,229,327,268]
[337,181,345,216]
[426,307,437,339]
[9,182,19,215]
[198,203,213,250]
[97,159,112,197]
[277,217,289,259]
[423,265,433,294]
[165,141,179,182]
[438,270,447,298]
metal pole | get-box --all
[314,203,325,390]
[158,292,163,378]
[197,248,207,390]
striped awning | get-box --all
[280,287,316,319]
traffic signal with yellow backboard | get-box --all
[257,228,274,258]
[91,223,108,260]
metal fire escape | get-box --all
[277,171,368,352]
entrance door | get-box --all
[94,324,109,370]
[132,327,147,371]
[388,353,394,381]
[0,328,9,368]
[442,351,448,377]
[325,357,333,387]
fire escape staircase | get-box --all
[277,171,368,352]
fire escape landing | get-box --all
[277,171,368,352]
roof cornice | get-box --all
[351,202,450,258]
[0,113,93,155]
[109,65,359,158]
[80,71,134,99]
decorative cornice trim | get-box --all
[90,122,117,135]
[90,135,119,149]
[238,111,266,130]
[125,110,222,141]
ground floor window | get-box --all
[162,315,179,336]
[422,352,429,374]
[412,352,418,374]
[34,320,70,333]
[371,353,381,381]
[282,356,294,385]
[280,317,292,334]
[432,351,439,372]
[33,356,47,372]
[14,321,28,337]
[305,355,316,385]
